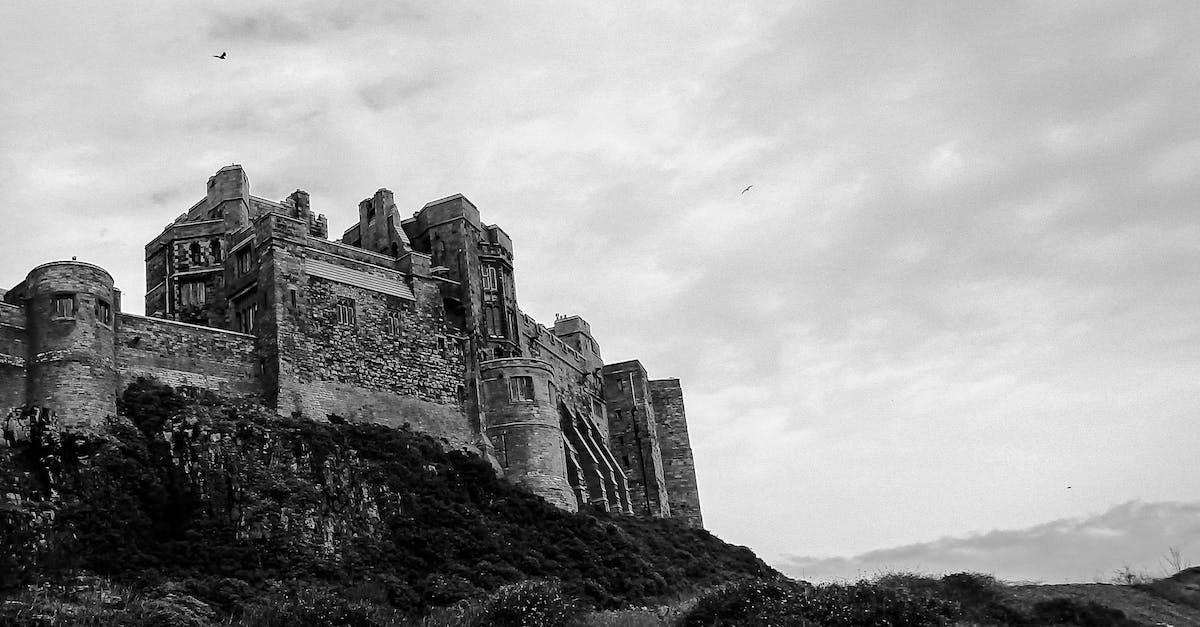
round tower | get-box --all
[480,357,576,511]
[24,261,119,431]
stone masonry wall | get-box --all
[271,243,472,448]
[116,313,260,397]
[0,303,26,408]
[603,362,670,518]
[650,379,703,529]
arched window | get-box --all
[432,239,446,266]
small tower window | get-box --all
[367,206,376,224]
[482,266,498,291]
[96,299,112,326]
[386,309,401,335]
[508,375,534,402]
[236,301,258,333]
[336,297,356,326]
[180,281,206,306]
[236,248,253,275]
[485,305,506,338]
[495,432,509,468]
[189,241,203,266]
[52,294,75,318]
[210,239,222,262]
[432,239,446,266]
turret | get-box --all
[207,165,250,236]
[553,314,603,372]
[22,261,119,431]
[480,357,576,511]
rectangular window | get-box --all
[179,281,206,307]
[508,375,534,402]
[289,288,297,308]
[436,335,446,351]
[548,382,555,406]
[236,248,253,276]
[52,294,75,318]
[482,266,498,291]
[485,305,505,338]
[336,297,356,325]
[96,300,112,326]
[495,432,509,469]
[237,302,257,333]
[592,399,603,417]
[386,309,401,336]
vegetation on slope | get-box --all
[0,379,774,623]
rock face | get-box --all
[0,382,773,613]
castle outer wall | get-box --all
[2,165,702,527]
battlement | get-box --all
[0,165,702,526]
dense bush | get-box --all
[1,379,776,621]
[1030,597,1140,627]
[678,573,1149,627]
[679,578,960,626]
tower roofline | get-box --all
[27,260,114,283]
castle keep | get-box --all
[0,165,703,527]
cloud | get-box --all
[778,501,1200,584]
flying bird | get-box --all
[741,185,753,194]
[213,52,227,59]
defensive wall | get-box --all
[0,165,704,526]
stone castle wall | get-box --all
[0,302,27,409]
[264,215,473,448]
[115,314,259,397]
[1,165,702,526]
[650,379,703,529]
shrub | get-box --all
[476,579,581,627]
[679,577,963,626]
[1030,597,1140,627]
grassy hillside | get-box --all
[6,380,1197,625]
[0,379,776,624]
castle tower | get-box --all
[207,164,250,237]
[602,360,671,518]
[651,379,704,528]
[553,315,603,374]
[480,357,577,511]
[22,261,120,431]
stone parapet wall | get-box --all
[115,313,259,397]
[0,303,27,408]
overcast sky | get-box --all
[2,1,1198,583]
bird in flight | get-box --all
[741,185,753,194]
[213,52,227,59]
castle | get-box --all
[0,165,702,527]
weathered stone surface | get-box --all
[0,165,701,524]
[651,379,703,529]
